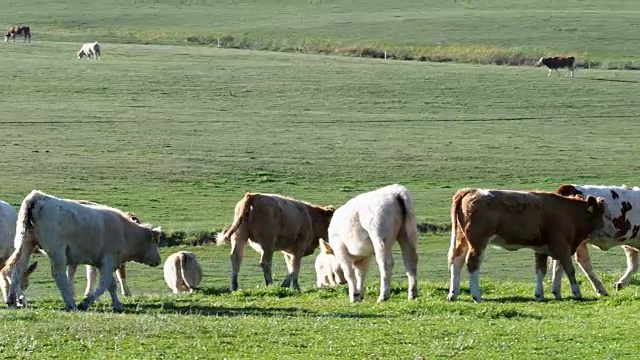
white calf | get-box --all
[314,239,346,288]
[328,184,419,302]
[163,251,203,294]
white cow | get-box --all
[315,239,345,288]
[163,251,203,294]
[1,190,162,311]
[327,184,419,302]
[553,184,640,297]
[0,200,37,305]
[77,41,101,60]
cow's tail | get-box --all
[448,188,475,265]
[394,186,418,246]
[178,253,199,291]
[1,191,41,277]
[215,193,254,245]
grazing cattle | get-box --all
[163,251,203,294]
[216,192,335,292]
[447,188,605,303]
[0,200,37,305]
[314,239,346,288]
[67,205,139,298]
[77,42,101,60]
[327,184,419,302]
[4,26,31,42]
[1,190,162,311]
[535,56,577,78]
[553,184,640,296]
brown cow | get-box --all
[447,188,605,303]
[216,193,335,292]
[5,26,31,43]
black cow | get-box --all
[535,56,576,78]
[5,26,31,43]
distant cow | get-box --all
[77,42,101,60]
[553,184,640,296]
[535,56,577,77]
[163,251,203,294]
[0,200,37,306]
[216,192,335,292]
[328,184,419,302]
[5,26,30,42]
[1,190,162,311]
[314,239,346,288]
[447,188,605,302]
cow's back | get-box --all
[246,194,312,249]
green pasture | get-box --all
[1,1,640,358]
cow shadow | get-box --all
[581,77,640,84]
[484,296,599,304]
[123,302,384,319]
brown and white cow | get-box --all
[5,26,31,42]
[327,184,419,302]
[163,251,203,294]
[553,184,640,297]
[535,56,577,78]
[1,190,162,311]
[0,200,38,305]
[447,188,605,302]
[216,192,335,292]
[314,239,346,288]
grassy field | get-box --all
[1,0,640,358]
[2,0,640,66]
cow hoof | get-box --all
[77,301,89,311]
[534,295,546,302]
[597,290,609,297]
[112,305,125,313]
[472,296,482,304]
[377,296,389,303]
[614,282,624,292]
[6,301,17,309]
[552,291,562,300]
[447,293,457,301]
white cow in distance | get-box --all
[0,200,37,305]
[1,190,162,312]
[77,41,101,60]
[163,251,203,294]
[314,239,346,288]
[328,184,419,302]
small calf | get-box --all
[314,239,346,288]
[163,251,203,294]
[535,56,577,78]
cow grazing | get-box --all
[327,184,419,302]
[553,184,640,296]
[77,42,101,60]
[535,56,577,78]
[314,239,346,288]
[5,26,31,42]
[216,192,335,292]
[1,190,162,311]
[163,251,203,294]
[0,200,37,305]
[447,188,605,303]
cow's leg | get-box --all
[229,237,246,291]
[398,230,419,300]
[575,244,608,296]
[116,265,131,297]
[331,239,360,302]
[466,246,486,303]
[372,236,394,303]
[534,253,548,301]
[614,246,640,291]
[557,250,582,300]
[547,69,552,77]
[551,258,564,299]
[353,256,372,300]
[447,233,468,301]
[48,252,76,311]
[5,243,36,308]
[259,246,274,287]
[79,259,118,311]
[66,264,78,299]
[556,69,561,77]
[84,265,97,296]
[106,273,124,312]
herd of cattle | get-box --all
[0,182,638,311]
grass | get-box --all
[1,1,640,357]
[2,0,640,68]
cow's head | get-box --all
[77,49,85,59]
[0,261,38,307]
[585,195,606,231]
[535,57,545,67]
[136,224,162,267]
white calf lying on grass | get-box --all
[164,251,203,294]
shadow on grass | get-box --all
[582,77,640,84]
[124,302,384,318]
[484,295,599,304]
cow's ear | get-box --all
[586,195,598,213]
[319,239,334,255]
